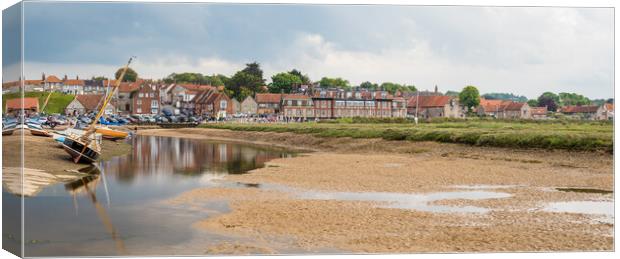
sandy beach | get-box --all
[140,128,614,253]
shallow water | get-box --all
[3,135,293,257]
[543,201,614,224]
[295,189,512,213]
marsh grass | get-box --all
[201,120,613,152]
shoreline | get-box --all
[141,127,613,253]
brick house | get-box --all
[256,93,283,114]
[282,94,314,119]
[530,106,548,120]
[130,83,160,115]
[194,89,233,118]
[407,95,463,119]
[5,97,39,115]
[559,105,605,120]
[500,102,531,119]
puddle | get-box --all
[451,185,521,190]
[556,188,613,195]
[294,190,511,214]
[543,201,614,224]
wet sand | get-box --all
[2,129,131,174]
[141,128,613,253]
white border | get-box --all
[0,1,617,259]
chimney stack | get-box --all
[42,73,45,81]
[64,75,68,81]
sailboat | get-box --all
[62,57,135,163]
[26,90,55,137]
[95,80,129,140]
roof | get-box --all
[176,84,216,92]
[561,105,600,114]
[604,103,614,111]
[407,95,453,108]
[282,94,311,100]
[255,93,283,103]
[503,102,527,111]
[6,98,39,110]
[46,75,62,83]
[530,107,548,116]
[63,79,85,86]
[25,80,43,85]
[118,81,142,93]
[75,94,105,110]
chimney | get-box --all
[434,85,438,94]
[42,73,45,81]
[76,75,79,80]
[64,75,68,81]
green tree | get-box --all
[527,99,539,107]
[359,81,379,90]
[269,72,302,93]
[379,82,417,95]
[289,69,311,84]
[537,92,559,111]
[558,92,591,106]
[482,92,528,102]
[242,62,264,80]
[459,85,480,113]
[115,67,138,82]
[319,77,350,90]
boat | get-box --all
[27,122,51,137]
[96,127,128,140]
[62,133,101,163]
[63,57,134,164]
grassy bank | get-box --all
[2,92,75,114]
[200,120,613,152]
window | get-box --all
[137,108,142,113]
[151,108,158,114]
[220,100,227,109]
[151,100,158,107]
[139,93,144,98]
[137,99,142,105]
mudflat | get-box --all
[142,128,613,253]
[2,129,131,174]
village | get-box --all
[1,73,614,122]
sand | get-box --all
[2,129,132,174]
[145,128,614,253]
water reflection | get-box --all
[14,135,292,257]
[107,136,292,183]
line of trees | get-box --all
[113,65,610,107]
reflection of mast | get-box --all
[65,169,127,255]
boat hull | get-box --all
[29,128,51,137]
[96,128,128,140]
[62,138,100,163]
[2,129,15,136]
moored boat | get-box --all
[96,127,128,140]
[27,123,51,137]
[62,134,101,163]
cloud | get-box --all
[13,3,613,99]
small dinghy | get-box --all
[96,127,128,140]
[27,123,51,137]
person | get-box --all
[414,116,419,125]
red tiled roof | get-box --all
[46,75,62,83]
[25,80,43,85]
[118,81,142,93]
[503,102,526,111]
[255,93,283,103]
[561,105,600,114]
[2,81,19,88]
[604,103,614,111]
[407,95,452,108]
[75,94,104,110]
[6,98,39,111]
[530,107,548,116]
[63,79,85,85]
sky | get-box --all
[2,2,614,99]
